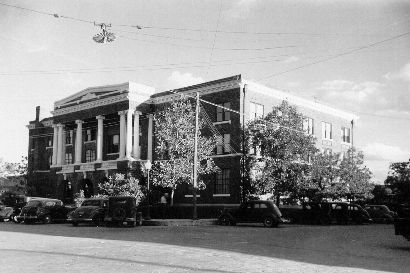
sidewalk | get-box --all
[142,218,218,226]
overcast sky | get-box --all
[1,0,409,184]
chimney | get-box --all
[35,106,40,122]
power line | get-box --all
[257,30,410,81]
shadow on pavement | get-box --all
[1,222,409,272]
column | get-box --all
[75,120,83,164]
[118,111,127,159]
[52,124,58,166]
[61,129,66,165]
[147,114,153,161]
[96,115,105,162]
[126,110,133,159]
[133,111,141,159]
[56,124,64,166]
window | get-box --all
[215,169,230,194]
[321,122,332,140]
[250,102,264,120]
[47,136,53,147]
[66,130,73,144]
[216,134,231,154]
[107,134,119,154]
[85,129,95,142]
[216,102,231,122]
[303,117,314,135]
[48,154,53,167]
[85,149,96,162]
[341,127,351,143]
[324,148,332,155]
[65,152,73,165]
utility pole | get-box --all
[192,92,199,220]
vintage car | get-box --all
[394,204,410,241]
[303,202,371,225]
[218,200,284,228]
[0,202,14,222]
[104,196,142,227]
[16,198,74,224]
[67,198,108,226]
[364,205,397,223]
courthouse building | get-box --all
[27,75,357,204]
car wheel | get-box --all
[263,216,275,228]
[219,216,230,226]
[127,220,136,227]
[43,215,52,224]
[72,222,78,227]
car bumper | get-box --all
[68,217,94,223]
[16,215,39,221]
[104,217,135,222]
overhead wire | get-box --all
[257,30,410,81]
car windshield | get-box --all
[26,200,43,207]
[82,200,102,207]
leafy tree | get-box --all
[247,100,318,204]
[151,99,219,205]
[339,148,373,201]
[385,159,410,204]
[94,173,144,205]
[302,152,340,201]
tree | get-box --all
[339,148,373,201]
[151,99,219,205]
[94,173,144,205]
[247,100,318,204]
[303,152,340,201]
[385,159,410,204]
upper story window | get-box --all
[85,129,95,142]
[66,130,73,145]
[65,152,73,165]
[303,117,314,135]
[85,149,96,162]
[215,169,230,194]
[48,154,53,167]
[341,127,351,143]
[107,134,120,154]
[250,102,264,120]
[321,122,332,140]
[216,102,231,122]
[216,134,231,154]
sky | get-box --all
[0,0,409,184]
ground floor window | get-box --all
[215,169,230,194]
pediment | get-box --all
[54,83,131,109]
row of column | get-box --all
[51,110,153,166]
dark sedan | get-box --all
[219,200,284,228]
[67,198,108,226]
[16,198,74,224]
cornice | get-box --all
[148,80,241,104]
[244,80,359,121]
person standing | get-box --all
[160,193,169,219]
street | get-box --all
[0,222,409,273]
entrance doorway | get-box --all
[80,179,94,198]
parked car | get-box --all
[16,198,74,224]
[104,196,142,227]
[218,200,284,228]
[394,204,410,241]
[364,205,396,223]
[0,202,14,222]
[303,202,371,225]
[67,198,108,226]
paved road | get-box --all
[0,222,409,272]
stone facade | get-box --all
[27,75,357,205]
